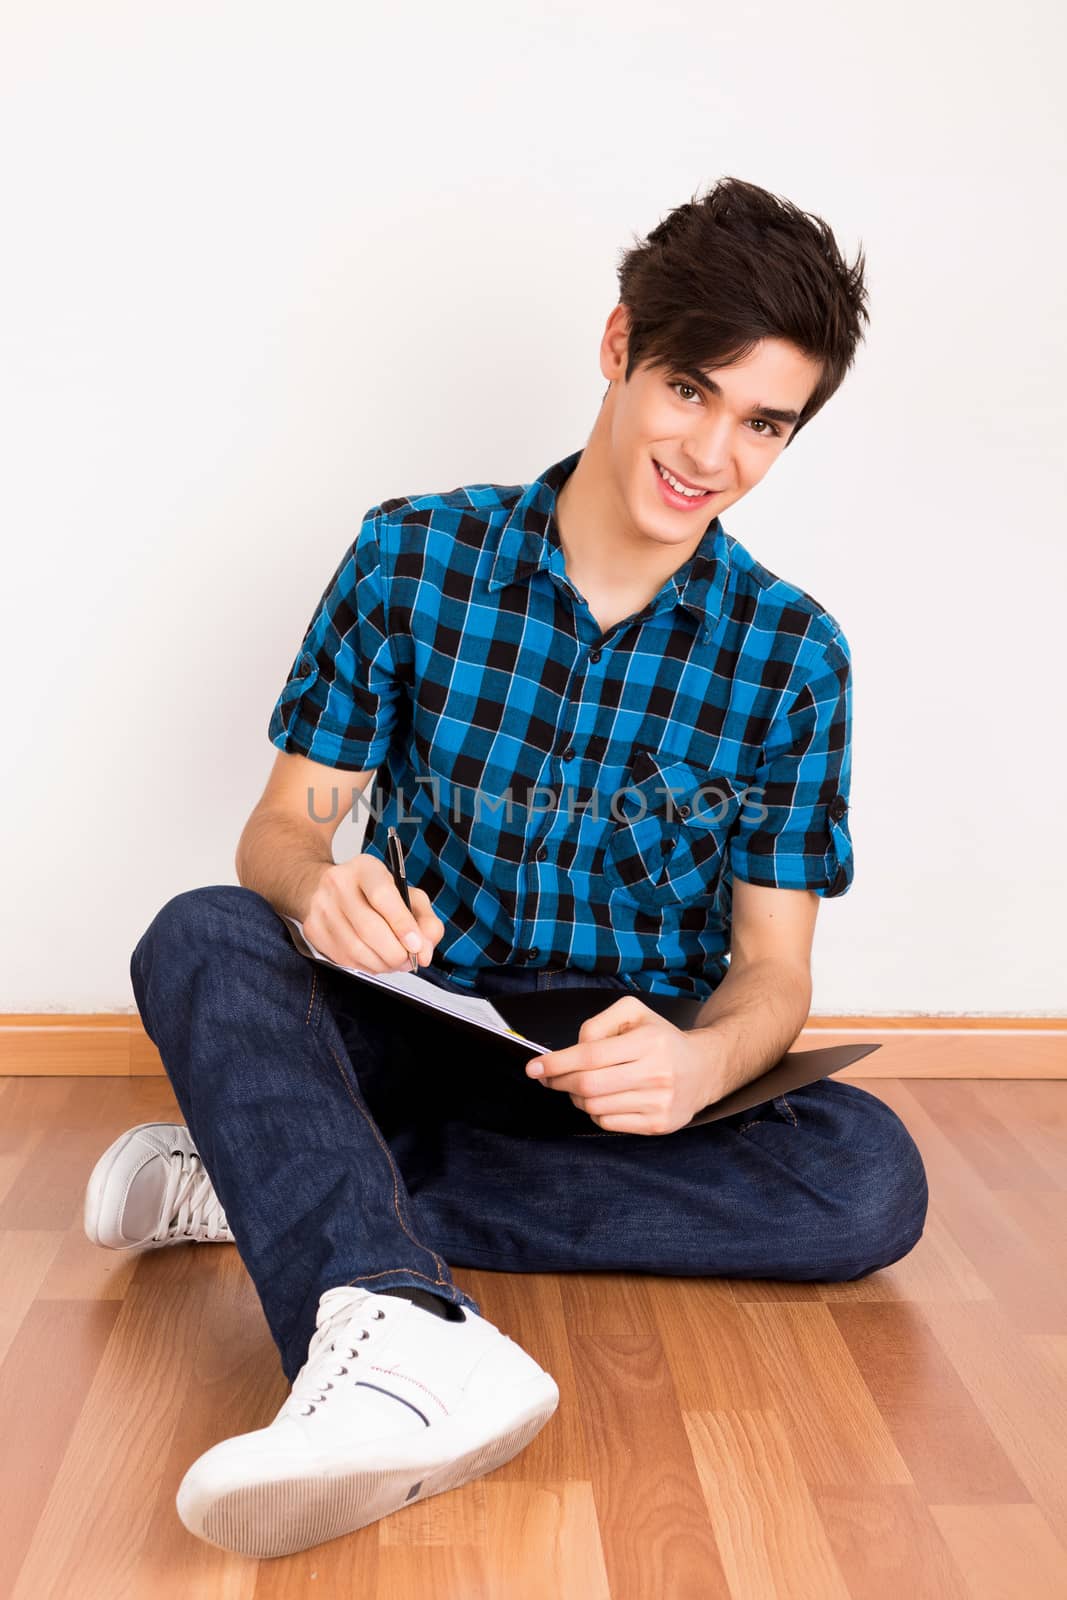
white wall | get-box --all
[2,0,1063,1015]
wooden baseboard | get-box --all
[0,1014,1064,1078]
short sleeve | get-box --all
[267,506,403,772]
[729,632,854,898]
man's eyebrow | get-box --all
[677,367,800,426]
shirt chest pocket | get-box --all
[601,753,746,912]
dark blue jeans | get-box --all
[130,885,929,1382]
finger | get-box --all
[329,880,418,971]
[575,994,650,1042]
[578,1089,656,1118]
[546,1063,646,1098]
[312,902,392,973]
[531,1031,644,1082]
[360,876,427,967]
[409,890,446,953]
[568,1091,655,1134]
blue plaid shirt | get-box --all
[268,448,853,999]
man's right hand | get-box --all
[301,854,446,974]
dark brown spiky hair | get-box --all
[614,176,870,443]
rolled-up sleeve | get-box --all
[268,506,402,772]
[729,631,854,898]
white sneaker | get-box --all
[176,1283,560,1558]
[83,1122,233,1251]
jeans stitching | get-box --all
[322,1039,454,1292]
[738,1095,798,1136]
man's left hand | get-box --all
[525,995,724,1136]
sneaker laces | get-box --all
[287,1286,389,1416]
[153,1148,233,1243]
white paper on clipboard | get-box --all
[279,915,553,1054]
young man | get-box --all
[84,177,929,1559]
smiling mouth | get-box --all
[653,459,720,499]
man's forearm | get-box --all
[235,811,334,922]
[688,957,812,1103]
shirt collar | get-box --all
[486,447,730,644]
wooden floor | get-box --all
[1,1073,1065,1599]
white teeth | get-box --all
[657,462,708,497]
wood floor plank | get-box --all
[830,1302,1030,1503]
[905,1078,1062,1192]
[917,1305,1067,1551]
[985,1187,1067,1327]
[0,1125,128,1230]
[374,1543,489,1597]
[738,1303,912,1488]
[0,1297,122,1598]
[570,1332,729,1598]
[685,1407,851,1599]
[0,1123,47,1211]
[0,1080,181,1234]
[929,1503,1067,1598]
[251,1528,374,1597]
[481,1483,611,1599]
[811,1485,971,1599]
[35,1222,144,1302]
[12,1248,209,1600]
[470,1271,591,1485]
[0,1075,78,1135]
[971,1080,1067,1189]
[558,1271,658,1334]
[0,1229,66,1363]
[870,1081,1067,1333]
[140,1249,285,1597]
[0,1077,73,1208]
[649,1276,782,1411]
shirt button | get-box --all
[677,803,691,820]
[829,795,848,822]
[527,946,540,960]
[296,659,312,678]
[589,649,602,663]
[562,747,576,762]
[535,844,548,861]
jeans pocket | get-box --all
[735,1093,799,1133]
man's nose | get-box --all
[683,417,734,477]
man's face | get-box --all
[598,304,823,549]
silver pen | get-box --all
[386,825,419,974]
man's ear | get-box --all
[600,302,633,386]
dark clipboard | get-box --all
[282,917,880,1130]
[489,987,882,1128]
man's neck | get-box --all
[554,434,710,613]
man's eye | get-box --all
[670,382,782,438]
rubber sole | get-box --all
[180,1380,559,1559]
